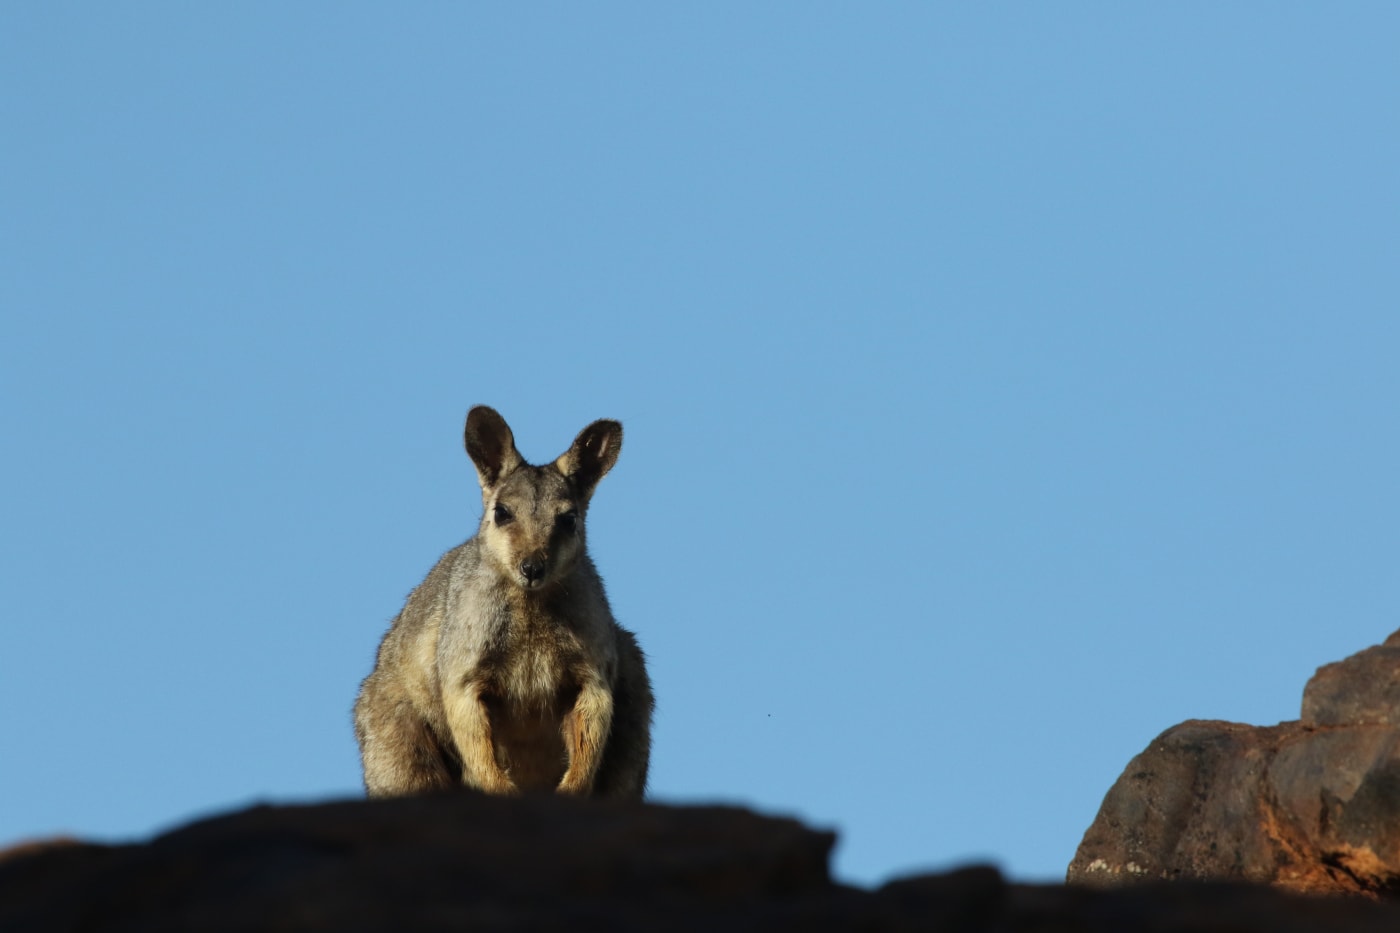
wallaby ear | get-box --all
[464,406,523,489]
[556,418,622,501]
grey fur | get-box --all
[354,406,652,799]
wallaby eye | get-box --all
[492,504,514,525]
[556,511,577,533]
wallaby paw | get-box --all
[555,776,595,796]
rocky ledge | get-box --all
[6,791,1400,932]
[1070,629,1400,896]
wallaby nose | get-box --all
[520,557,546,585]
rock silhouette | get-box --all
[9,631,1400,929]
[6,792,1400,931]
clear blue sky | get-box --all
[2,5,1397,885]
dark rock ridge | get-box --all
[6,794,1400,931]
[1070,629,1400,896]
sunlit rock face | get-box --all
[1070,629,1400,898]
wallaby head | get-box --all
[464,406,622,591]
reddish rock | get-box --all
[1302,630,1400,726]
[1069,629,1400,897]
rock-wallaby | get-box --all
[354,406,652,799]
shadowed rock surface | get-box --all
[6,793,1400,931]
[1070,629,1400,896]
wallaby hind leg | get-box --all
[591,631,654,800]
[355,686,455,797]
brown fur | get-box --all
[353,406,652,799]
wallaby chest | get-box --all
[474,596,592,707]
[475,601,593,790]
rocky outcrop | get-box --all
[9,631,1400,928]
[1069,630,1400,896]
[6,793,1400,932]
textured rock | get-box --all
[1070,629,1400,896]
[1302,630,1400,726]
[5,794,1400,932]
